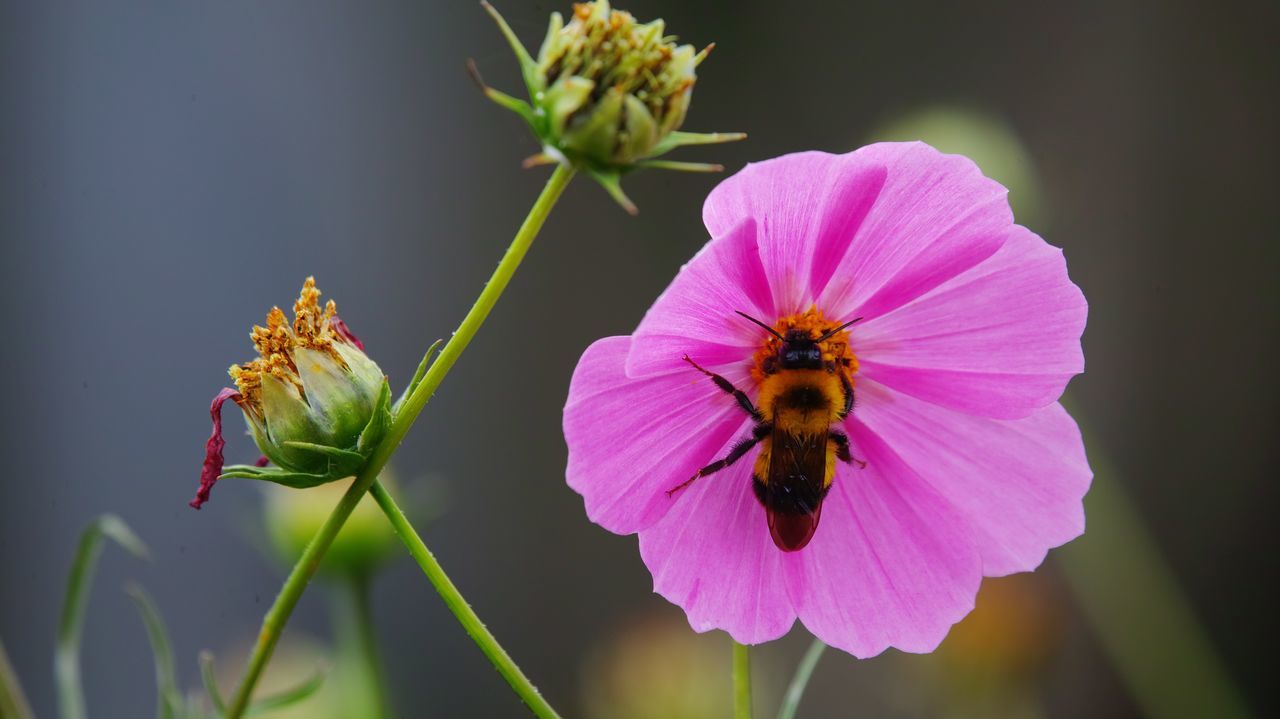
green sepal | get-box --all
[481,1,540,95]
[219,465,334,489]
[637,159,725,173]
[280,442,366,476]
[587,169,638,215]
[648,130,747,159]
[357,378,392,455]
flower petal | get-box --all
[702,151,888,314]
[855,225,1087,418]
[626,218,774,378]
[853,379,1091,576]
[784,420,982,657]
[565,336,754,534]
[190,387,242,509]
[638,443,795,644]
[816,142,1014,321]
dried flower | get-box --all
[476,0,745,213]
[191,278,390,509]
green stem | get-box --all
[224,163,575,718]
[733,640,752,719]
[777,638,826,719]
[334,575,391,718]
[370,480,560,719]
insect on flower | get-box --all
[670,311,865,551]
[564,143,1092,656]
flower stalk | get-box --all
[733,640,752,719]
[224,163,575,718]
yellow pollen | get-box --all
[230,277,351,407]
[749,306,859,385]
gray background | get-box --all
[2,1,1276,717]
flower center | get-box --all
[749,306,859,384]
[229,277,351,414]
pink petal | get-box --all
[854,225,1087,418]
[330,314,364,350]
[565,337,755,534]
[817,142,1014,320]
[638,440,795,644]
[190,387,241,509]
[702,152,888,315]
[784,421,982,657]
[852,379,1091,576]
[626,219,774,378]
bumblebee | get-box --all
[670,311,863,552]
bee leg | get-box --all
[837,371,855,419]
[830,431,866,469]
[667,424,770,497]
[683,354,762,422]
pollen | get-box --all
[230,278,350,408]
[749,306,859,384]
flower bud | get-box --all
[191,278,391,509]
[476,1,745,213]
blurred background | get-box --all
[2,1,1276,717]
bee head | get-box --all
[779,329,824,369]
[735,311,864,373]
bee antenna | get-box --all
[817,316,864,342]
[735,311,784,340]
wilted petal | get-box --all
[190,388,241,509]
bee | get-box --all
[669,311,864,552]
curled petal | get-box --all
[330,314,364,351]
[191,388,241,509]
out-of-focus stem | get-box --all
[733,640,752,719]
[1058,428,1252,719]
[777,638,826,719]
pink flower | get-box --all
[563,143,1090,657]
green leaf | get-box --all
[393,338,443,416]
[637,159,726,173]
[244,667,327,716]
[0,639,35,719]
[56,515,150,719]
[124,583,182,719]
[198,651,227,715]
[776,637,826,719]
[357,379,392,456]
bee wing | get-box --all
[762,429,829,551]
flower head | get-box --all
[476,0,745,213]
[563,143,1090,656]
[192,278,390,509]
